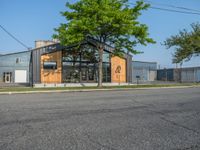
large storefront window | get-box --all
[62,44,111,83]
[62,62,80,83]
[103,63,111,82]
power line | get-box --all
[144,0,200,13]
[150,6,200,16]
[128,2,200,16]
[0,25,30,50]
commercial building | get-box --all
[0,39,132,85]
[132,61,157,82]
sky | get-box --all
[0,0,200,68]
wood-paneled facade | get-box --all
[40,53,129,83]
[40,53,128,84]
[111,56,127,83]
[41,51,62,83]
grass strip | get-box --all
[0,83,199,93]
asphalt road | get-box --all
[0,87,200,150]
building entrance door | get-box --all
[4,72,12,83]
[15,70,27,83]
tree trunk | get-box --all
[98,47,103,87]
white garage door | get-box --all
[15,70,27,83]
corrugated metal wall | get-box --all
[157,69,174,81]
[181,67,200,83]
[157,67,200,83]
[197,69,200,82]
[132,61,157,82]
[0,51,31,83]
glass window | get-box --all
[103,63,111,82]
[61,44,111,83]
[16,58,21,64]
[81,45,98,63]
[103,51,110,63]
[62,49,80,62]
[43,62,57,70]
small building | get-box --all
[0,39,133,85]
[0,51,31,83]
[132,61,157,82]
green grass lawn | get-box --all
[0,83,199,93]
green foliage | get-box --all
[53,0,155,54]
[164,23,200,64]
[53,0,155,86]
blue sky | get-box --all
[0,0,200,68]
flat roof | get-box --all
[0,50,31,57]
[0,42,62,57]
[158,66,200,70]
[132,60,157,64]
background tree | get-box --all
[164,22,200,64]
[53,0,155,87]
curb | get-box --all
[0,85,199,95]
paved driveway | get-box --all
[0,87,200,150]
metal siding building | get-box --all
[132,61,157,82]
[0,51,31,83]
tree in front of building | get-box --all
[164,22,200,64]
[53,0,155,87]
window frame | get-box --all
[43,61,57,70]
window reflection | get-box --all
[62,44,111,83]
[43,61,57,70]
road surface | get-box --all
[0,87,200,150]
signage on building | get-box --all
[115,65,121,74]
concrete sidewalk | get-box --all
[33,82,134,88]
[33,81,183,88]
